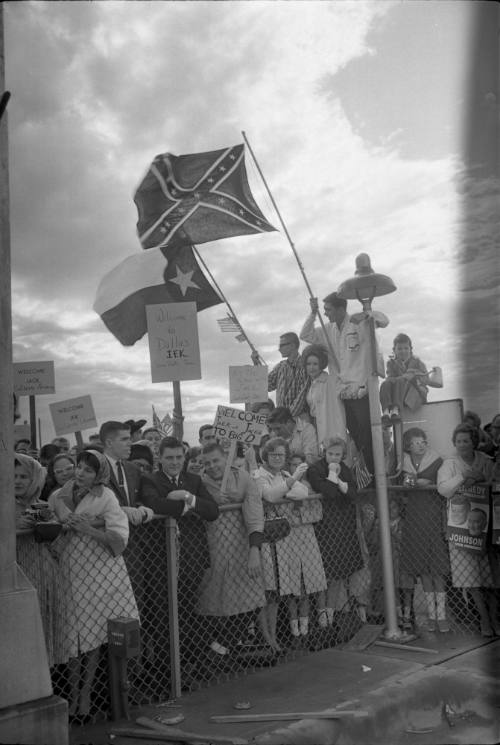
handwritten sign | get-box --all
[13,361,55,396]
[213,405,267,444]
[146,302,201,383]
[49,395,97,436]
[229,365,268,404]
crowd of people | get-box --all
[11,292,500,719]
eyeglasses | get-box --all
[268,452,286,458]
[54,465,75,475]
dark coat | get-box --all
[146,469,219,522]
[307,459,364,580]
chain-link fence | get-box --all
[15,482,498,726]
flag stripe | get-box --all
[162,146,235,193]
[93,249,168,314]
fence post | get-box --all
[165,517,181,698]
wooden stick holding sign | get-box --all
[220,441,237,496]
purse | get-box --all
[262,515,291,544]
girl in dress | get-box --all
[254,438,326,647]
[49,450,139,720]
[399,428,449,632]
[307,437,364,627]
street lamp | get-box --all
[337,253,402,640]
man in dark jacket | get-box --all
[144,436,219,678]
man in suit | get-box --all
[144,435,219,677]
[99,420,155,525]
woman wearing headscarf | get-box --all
[49,449,139,721]
[15,453,66,668]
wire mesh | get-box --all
[15,481,499,727]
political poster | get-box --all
[146,302,201,383]
[213,405,268,444]
[13,361,55,396]
[229,365,268,404]
[49,395,97,436]
[447,483,490,553]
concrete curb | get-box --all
[251,666,500,745]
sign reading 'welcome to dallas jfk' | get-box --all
[146,302,201,383]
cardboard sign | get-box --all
[49,395,97,436]
[146,302,201,383]
[229,365,269,404]
[14,424,31,442]
[13,361,55,396]
[213,405,267,444]
[447,483,490,553]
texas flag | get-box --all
[93,245,222,346]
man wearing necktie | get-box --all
[144,436,219,675]
[100,421,155,525]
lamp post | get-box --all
[337,253,402,640]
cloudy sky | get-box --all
[5,0,498,447]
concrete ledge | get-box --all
[253,667,500,745]
[0,695,68,745]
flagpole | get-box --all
[193,246,266,365]
[242,131,340,374]
[172,381,183,441]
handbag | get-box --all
[262,515,291,544]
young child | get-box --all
[307,437,364,627]
[380,333,429,424]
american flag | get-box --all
[152,406,173,436]
[216,314,246,343]
[134,144,275,250]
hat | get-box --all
[124,419,147,436]
[130,443,154,467]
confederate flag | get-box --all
[134,144,275,250]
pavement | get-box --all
[71,631,500,745]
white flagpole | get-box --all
[242,130,340,374]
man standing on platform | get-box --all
[300,293,389,479]
[252,331,308,417]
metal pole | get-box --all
[365,310,400,639]
[29,395,36,449]
[165,517,181,698]
[172,380,184,441]
[0,2,15,592]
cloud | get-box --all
[6,1,496,444]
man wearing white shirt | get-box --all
[300,292,389,479]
